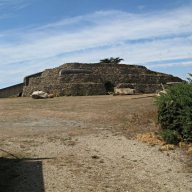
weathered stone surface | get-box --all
[22,63,183,96]
[0,83,24,98]
[31,91,48,99]
[114,88,136,95]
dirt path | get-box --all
[0,95,192,192]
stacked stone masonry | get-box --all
[0,83,24,98]
[22,63,183,96]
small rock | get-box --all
[91,155,100,159]
[87,166,92,169]
[166,153,170,156]
[48,94,54,98]
[99,159,104,163]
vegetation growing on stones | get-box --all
[99,57,124,64]
[155,74,192,144]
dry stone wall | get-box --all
[22,63,183,96]
[0,83,24,98]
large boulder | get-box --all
[114,87,135,95]
[31,91,48,99]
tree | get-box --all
[99,57,124,64]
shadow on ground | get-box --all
[0,157,49,192]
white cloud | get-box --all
[0,6,192,87]
[146,61,192,68]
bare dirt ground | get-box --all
[0,95,192,192]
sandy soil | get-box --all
[0,95,192,192]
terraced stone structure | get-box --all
[22,63,182,96]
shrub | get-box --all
[159,129,181,144]
[99,57,124,64]
[155,82,192,142]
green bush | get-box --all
[159,129,181,144]
[155,82,192,142]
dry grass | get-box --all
[136,132,165,146]
[0,94,158,137]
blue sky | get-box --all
[0,0,192,88]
